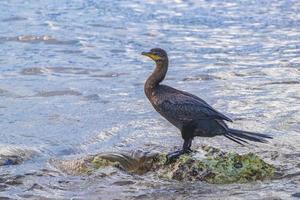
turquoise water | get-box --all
[0,0,299,199]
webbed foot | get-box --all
[166,148,192,164]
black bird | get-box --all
[141,48,272,162]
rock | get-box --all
[151,149,275,183]
[52,146,275,184]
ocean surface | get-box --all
[0,0,300,199]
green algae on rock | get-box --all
[151,150,275,183]
[52,146,274,184]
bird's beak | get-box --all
[141,52,161,60]
[141,51,151,56]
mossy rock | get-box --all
[151,151,274,183]
[53,146,274,184]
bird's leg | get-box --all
[183,137,193,153]
[166,138,193,164]
[166,123,195,163]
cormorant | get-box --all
[141,48,272,162]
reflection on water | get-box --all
[0,0,300,199]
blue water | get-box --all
[0,0,300,199]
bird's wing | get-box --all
[158,91,233,123]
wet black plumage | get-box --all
[142,48,272,161]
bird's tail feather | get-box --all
[225,128,272,144]
[224,134,248,146]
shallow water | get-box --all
[0,0,300,199]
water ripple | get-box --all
[0,35,79,45]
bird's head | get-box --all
[141,48,168,63]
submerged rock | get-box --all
[0,146,38,166]
[53,146,274,184]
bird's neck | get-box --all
[144,59,168,97]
